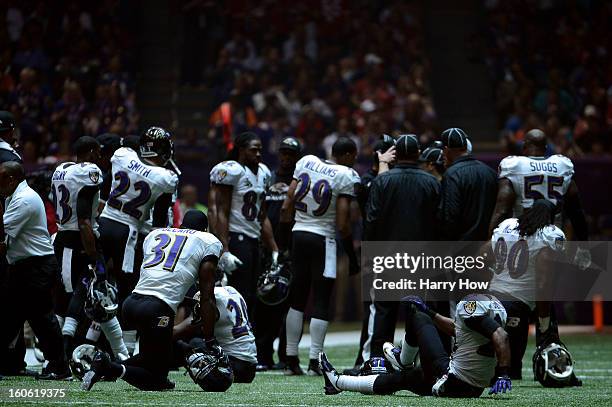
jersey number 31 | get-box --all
[142,233,188,272]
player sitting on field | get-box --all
[173,285,258,384]
[320,294,512,398]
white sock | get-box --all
[62,317,78,337]
[400,337,418,366]
[100,317,129,357]
[337,374,377,394]
[56,315,65,328]
[86,322,101,342]
[123,330,137,355]
[538,317,551,333]
[309,318,329,360]
[285,308,303,357]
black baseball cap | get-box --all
[441,127,469,149]
[0,111,16,133]
[419,147,444,164]
[279,136,302,153]
[96,133,122,154]
[395,134,420,156]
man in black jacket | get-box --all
[438,128,497,241]
[365,135,440,357]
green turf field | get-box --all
[1,333,611,406]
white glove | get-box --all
[271,251,279,267]
[574,247,592,271]
[219,252,243,274]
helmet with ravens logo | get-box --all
[139,126,174,166]
[256,258,291,306]
[84,277,119,323]
[185,346,234,392]
[360,357,394,375]
[533,342,579,387]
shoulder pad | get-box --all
[457,294,500,319]
[210,160,243,185]
[498,156,522,178]
[539,225,566,251]
[70,162,103,185]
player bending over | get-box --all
[320,294,512,398]
[81,210,226,391]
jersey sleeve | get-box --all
[540,225,566,252]
[498,156,520,179]
[456,297,491,320]
[337,168,360,197]
[292,156,309,180]
[73,163,104,187]
[555,155,575,180]
[259,163,272,190]
[210,161,242,187]
[159,170,179,193]
[491,218,518,243]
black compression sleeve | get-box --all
[152,193,173,227]
[464,315,500,339]
[77,185,100,220]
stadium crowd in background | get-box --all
[480,0,612,157]
[0,1,139,173]
[181,1,438,172]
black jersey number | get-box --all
[52,184,72,225]
[294,173,332,216]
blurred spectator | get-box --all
[175,184,208,226]
[481,1,611,156]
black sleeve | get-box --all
[77,185,101,220]
[564,190,588,241]
[438,172,461,240]
[364,179,382,241]
[152,193,173,227]
[0,150,22,164]
[464,315,501,339]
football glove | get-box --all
[218,252,243,275]
[573,247,592,271]
[401,295,437,318]
[88,259,107,281]
[489,375,512,394]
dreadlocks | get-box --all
[227,131,260,161]
[517,199,556,236]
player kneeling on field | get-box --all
[173,285,258,384]
[81,210,230,392]
[320,294,512,398]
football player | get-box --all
[488,199,582,385]
[51,136,128,364]
[174,286,257,383]
[320,294,512,398]
[98,127,179,352]
[489,129,587,382]
[255,136,302,371]
[81,210,224,391]
[280,137,360,376]
[209,132,279,313]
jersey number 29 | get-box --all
[294,173,332,216]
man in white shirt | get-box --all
[0,161,69,379]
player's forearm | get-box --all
[262,216,278,252]
[78,218,98,260]
[215,214,230,250]
[492,328,511,369]
[433,313,456,337]
[198,261,218,340]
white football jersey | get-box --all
[449,295,507,388]
[498,155,574,216]
[291,155,360,238]
[210,160,271,239]
[214,286,257,364]
[134,228,222,312]
[100,148,178,231]
[51,162,103,233]
[489,218,565,308]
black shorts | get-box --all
[54,231,96,292]
[229,355,256,383]
[432,372,484,398]
[227,232,260,314]
[122,293,175,374]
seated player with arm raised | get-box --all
[320,294,512,398]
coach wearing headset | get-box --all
[364,134,441,358]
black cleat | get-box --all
[36,368,71,381]
[81,351,112,391]
[284,356,304,376]
[271,361,286,370]
[319,352,341,395]
[307,358,322,376]
[256,364,269,372]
